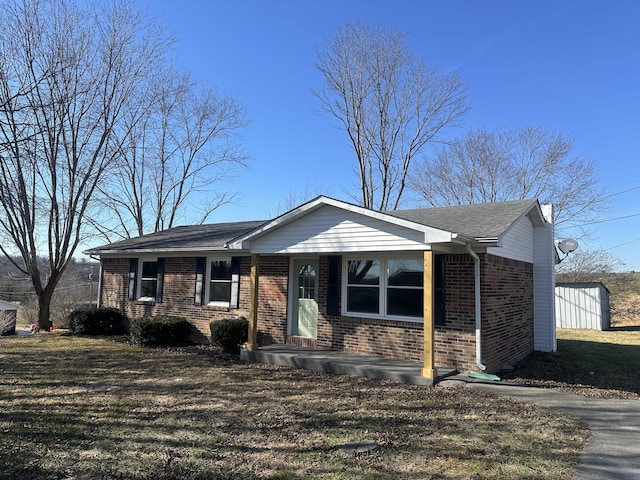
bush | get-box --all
[129,315,191,347]
[68,307,127,335]
[210,317,248,354]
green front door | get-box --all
[292,259,318,338]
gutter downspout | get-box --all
[90,255,103,308]
[467,243,487,371]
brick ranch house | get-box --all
[85,196,557,376]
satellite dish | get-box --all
[558,238,579,255]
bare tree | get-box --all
[265,183,334,218]
[556,249,625,283]
[314,20,469,211]
[0,0,169,330]
[95,70,249,240]
[410,126,608,229]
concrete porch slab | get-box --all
[240,344,457,386]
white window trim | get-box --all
[205,256,232,307]
[137,257,158,302]
[342,254,424,323]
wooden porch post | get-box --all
[422,250,437,378]
[247,254,260,351]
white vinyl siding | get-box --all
[533,221,556,352]
[487,214,535,263]
[249,205,433,254]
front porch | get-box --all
[240,344,458,386]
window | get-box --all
[344,256,424,321]
[346,259,380,314]
[298,264,316,300]
[387,258,423,317]
[136,258,163,302]
[140,261,158,299]
[195,257,241,308]
[208,259,232,305]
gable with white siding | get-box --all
[248,204,449,254]
[486,214,535,263]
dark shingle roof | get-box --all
[388,199,539,239]
[84,220,266,254]
[85,199,542,255]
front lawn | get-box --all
[0,334,587,479]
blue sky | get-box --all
[146,0,640,270]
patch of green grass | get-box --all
[505,328,640,398]
[0,334,587,479]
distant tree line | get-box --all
[0,257,99,326]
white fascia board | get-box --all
[90,247,247,258]
[227,195,461,249]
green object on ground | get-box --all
[467,370,501,381]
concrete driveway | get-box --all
[439,377,640,480]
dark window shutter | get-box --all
[327,255,341,316]
[229,257,241,308]
[156,258,165,303]
[128,258,138,301]
[434,254,445,326]
[194,257,205,305]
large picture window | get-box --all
[344,256,425,321]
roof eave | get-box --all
[85,246,249,257]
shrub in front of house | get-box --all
[68,307,127,335]
[129,315,191,347]
[210,317,248,354]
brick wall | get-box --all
[102,257,251,342]
[100,256,290,343]
[434,254,476,370]
[100,252,533,373]
[255,256,289,345]
[314,253,533,373]
[480,255,534,371]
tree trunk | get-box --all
[37,289,54,332]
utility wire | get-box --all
[569,212,640,227]
[605,236,640,251]
[601,184,640,200]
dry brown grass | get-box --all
[600,271,640,328]
[0,334,588,480]
[611,292,640,327]
[504,328,640,399]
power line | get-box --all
[569,212,640,227]
[601,184,640,200]
[605,236,640,251]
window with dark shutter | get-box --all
[128,258,138,301]
[194,257,206,305]
[327,255,341,316]
[155,258,165,303]
[434,254,445,326]
[139,260,159,300]
[229,256,241,309]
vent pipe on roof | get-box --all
[467,243,487,371]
